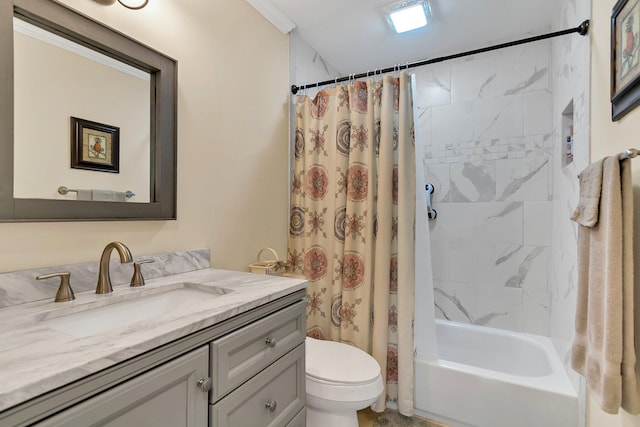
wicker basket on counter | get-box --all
[248,247,287,275]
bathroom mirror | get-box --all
[0,0,177,221]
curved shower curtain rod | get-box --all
[290,20,590,95]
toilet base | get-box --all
[306,405,359,427]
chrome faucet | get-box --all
[96,242,133,294]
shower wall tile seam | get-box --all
[422,40,553,334]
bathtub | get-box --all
[414,320,579,427]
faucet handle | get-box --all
[130,259,155,287]
[36,272,75,302]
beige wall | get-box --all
[590,1,640,426]
[0,0,290,272]
[13,28,150,202]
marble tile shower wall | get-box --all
[414,41,553,335]
[290,30,341,99]
[549,0,590,393]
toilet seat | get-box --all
[306,337,381,383]
[306,373,384,403]
[305,337,384,402]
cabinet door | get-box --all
[37,346,209,427]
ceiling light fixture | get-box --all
[117,0,149,10]
[384,0,431,34]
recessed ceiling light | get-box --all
[384,0,431,34]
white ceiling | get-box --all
[250,0,560,75]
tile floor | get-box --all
[357,408,450,427]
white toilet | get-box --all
[305,337,384,427]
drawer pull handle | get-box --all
[265,337,277,347]
[265,400,277,412]
[197,377,212,392]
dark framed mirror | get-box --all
[0,0,177,221]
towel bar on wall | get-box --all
[57,186,135,199]
[578,148,640,179]
[619,148,640,160]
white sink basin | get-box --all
[41,283,232,338]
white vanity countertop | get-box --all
[0,268,307,413]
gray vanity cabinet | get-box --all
[5,292,307,427]
[210,302,306,401]
[210,344,305,427]
[210,301,307,427]
[37,346,209,426]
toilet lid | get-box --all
[305,337,381,384]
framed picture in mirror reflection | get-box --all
[70,117,119,173]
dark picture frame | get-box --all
[70,117,120,173]
[612,0,640,120]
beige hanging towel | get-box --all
[570,156,640,414]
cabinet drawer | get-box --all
[285,409,306,427]
[210,344,305,427]
[210,300,306,401]
[37,346,209,427]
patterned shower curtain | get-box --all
[287,72,416,414]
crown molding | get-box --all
[13,18,149,81]
[245,0,296,34]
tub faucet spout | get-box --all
[96,241,133,294]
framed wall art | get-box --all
[70,117,120,173]
[612,0,640,120]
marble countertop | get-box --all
[0,268,307,413]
